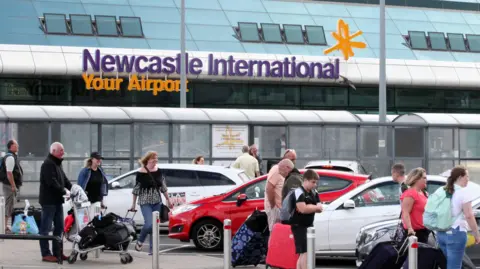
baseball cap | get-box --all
[90,152,104,159]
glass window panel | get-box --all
[196,171,236,186]
[361,159,391,179]
[192,83,248,106]
[187,25,238,42]
[131,7,179,23]
[242,43,267,54]
[301,86,348,107]
[97,37,150,49]
[172,125,210,158]
[225,179,266,201]
[325,127,357,158]
[428,128,458,158]
[83,4,134,17]
[225,11,272,26]
[262,1,308,15]
[70,15,93,35]
[269,14,314,25]
[219,0,266,12]
[34,2,86,15]
[312,16,359,32]
[305,26,326,45]
[395,127,425,157]
[101,160,130,179]
[428,160,456,177]
[195,41,245,53]
[445,90,480,109]
[459,129,480,158]
[394,159,424,173]
[466,34,480,52]
[424,10,467,24]
[363,33,409,50]
[91,124,98,152]
[263,44,290,54]
[283,25,304,44]
[254,126,287,158]
[0,1,37,17]
[460,160,480,184]
[353,18,400,34]
[304,3,350,17]
[393,20,436,35]
[147,39,198,51]
[428,32,447,50]
[261,23,283,43]
[95,15,118,36]
[386,7,428,21]
[287,45,311,55]
[360,126,393,158]
[163,169,201,187]
[346,5,381,19]
[142,23,192,40]
[174,0,222,10]
[351,182,400,208]
[45,14,68,34]
[372,48,417,60]
[433,23,474,34]
[134,124,169,157]
[448,33,466,51]
[409,31,428,49]
[349,87,379,108]
[395,88,445,109]
[185,9,230,26]
[288,126,322,159]
[62,160,85,183]
[47,35,99,47]
[10,123,48,158]
[8,17,45,35]
[51,123,92,158]
[249,85,299,108]
[412,50,455,61]
[101,125,131,158]
[451,52,480,62]
[238,22,260,42]
[120,17,143,37]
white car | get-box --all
[65,164,249,228]
[313,175,447,257]
[305,160,369,175]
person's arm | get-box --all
[296,193,323,214]
[40,163,67,196]
[254,159,260,178]
[401,196,415,235]
[77,168,87,190]
[463,201,480,239]
[160,174,173,208]
[266,181,276,208]
[131,176,140,210]
[5,156,16,190]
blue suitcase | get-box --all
[231,210,269,267]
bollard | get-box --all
[0,196,4,242]
[408,236,418,269]
[223,219,232,269]
[307,227,316,269]
[93,203,102,258]
[152,211,160,269]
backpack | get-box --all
[279,187,318,224]
[0,153,13,183]
[423,186,454,231]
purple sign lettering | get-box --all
[82,49,340,79]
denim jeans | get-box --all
[138,203,161,253]
[437,227,467,269]
[39,204,64,257]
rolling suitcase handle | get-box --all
[125,209,137,219]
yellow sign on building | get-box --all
[324,19,367,61]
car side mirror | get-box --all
[111,182,120,189]
[343,199,355,209]
[236,193,247,207]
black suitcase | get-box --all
[401,242,446,269]
[358,240,408,269]
[11,206,42,229]
[231,210,269,267]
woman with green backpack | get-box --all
[433,166,480,269]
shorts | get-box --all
[291,225,308,254]
[266,207,281,232]
[2,183,16,217]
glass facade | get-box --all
[1,77,480,114]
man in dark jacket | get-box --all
[39,142,72,263]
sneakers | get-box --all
[135,242,143,252]
[42,256,58,263]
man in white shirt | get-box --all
[1,140,23,233]
[232,145,260,180]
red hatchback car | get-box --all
[168,169,370,250]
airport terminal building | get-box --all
[1,0,480,196]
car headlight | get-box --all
[171,204,201,215]
[363,228,390,245]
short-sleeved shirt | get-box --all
[5,156,15,172]
[291,186,320,227]
[264,165,284,210]
[400,188,428,230]
[451,184,478,232]
[232,153,259,179]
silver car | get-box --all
[355,196,480,268]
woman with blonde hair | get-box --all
[77,152,108,207]
[399,167,430,243]
[131,151,172,255]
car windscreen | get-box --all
[307,165,354,173]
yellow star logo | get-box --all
[324,19,367,61]
[216,126,244,150]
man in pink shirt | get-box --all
[265,158,294,231]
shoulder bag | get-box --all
[145,167,170,223]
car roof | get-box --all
[305,160,361,167]
[298,168,369,179]
[108,163,245,183]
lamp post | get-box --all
[379,0,388,166]
[180,0,187,108]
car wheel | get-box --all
[192,220,223,250]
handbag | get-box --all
[12,200,39,235]
[145,167,170,223]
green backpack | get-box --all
[423,186,454,231]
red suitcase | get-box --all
[266,223,299,269]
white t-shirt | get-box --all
[5,156,15,172]
[451,184,478,232]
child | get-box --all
[290,170,323,269]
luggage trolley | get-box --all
[64,185,134,264]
